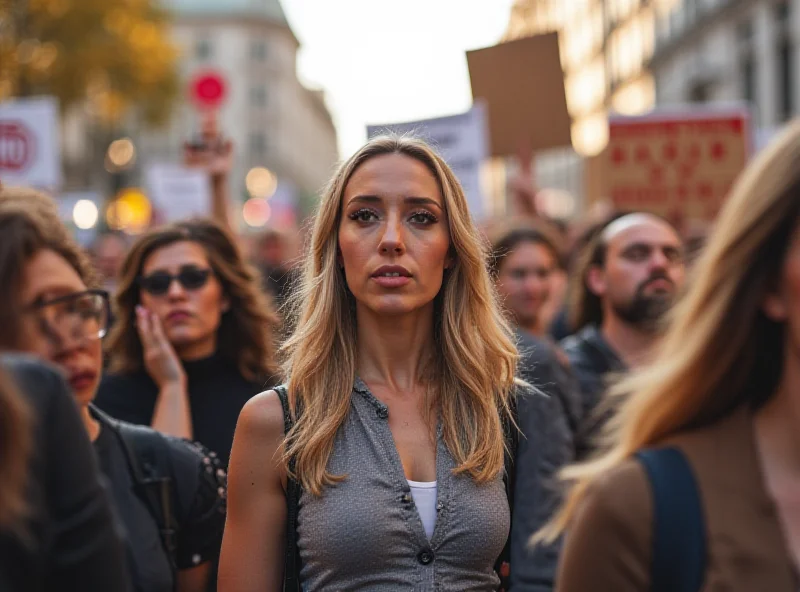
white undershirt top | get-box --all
[407,480,438,540]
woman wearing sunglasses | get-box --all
[0,188,226,592]
[96,219,279,466]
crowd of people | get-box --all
[0,118,798,592]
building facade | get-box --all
[651,0,799,144]
[140,0,338,215]
[504,0,679,214]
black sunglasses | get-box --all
[138,266,213,296]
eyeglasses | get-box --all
[28,289,110,344]
[138,266,213,296]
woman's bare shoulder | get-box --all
[236,390,287,444]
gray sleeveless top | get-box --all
[297,378,510,591]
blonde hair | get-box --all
[282,135,518,495]
[540,119,800,541]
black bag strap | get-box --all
[494,391,519,590]
[274,385,302,592]
[93,406,180,581]
[636,447,706,592]
[273,385,518,592]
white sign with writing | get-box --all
[367,103,489,221]
[0,96,61,189]
[145,164,211,223]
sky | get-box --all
[280,0,517,158]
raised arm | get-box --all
[184,111,234,233]
[218,390,288,592]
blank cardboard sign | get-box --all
[467,33,571,157]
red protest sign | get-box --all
[605,108,750,222]
[0,121,35,173]
[190,71,227,109]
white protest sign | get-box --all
[367,103,489,221]
[145,164,211,223]
[0,96,62,189]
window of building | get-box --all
[195,37,213,60]
[250,87,267,107]
[251,40,268,61]
[776,0,791,25]
[777,37,794,121]
[249,132,267,157]
[741,53,756,107]
[737,15,756,115]
[775,1,794,121]
[689,81,712,103]
[736,19,753,45]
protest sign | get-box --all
[367,104,489,220]
[0,96,61,188]
[145,164,211,223]
[605,108,750,221]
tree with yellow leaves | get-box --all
[0,0,180,126]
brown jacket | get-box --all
[556,407,797,591]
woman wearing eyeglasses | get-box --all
[0,188,226,592]
[96,219,279,466]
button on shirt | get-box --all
[296,378,510,591]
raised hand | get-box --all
[183,111,233,181]
[136,305,186,389]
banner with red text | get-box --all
[606,107,751,222]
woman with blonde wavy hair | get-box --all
[546,121,800,590]
[219,136,520,591]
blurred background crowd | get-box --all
[2,0,800,591]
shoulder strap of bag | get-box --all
[494,391,519,589]
[93,406,180,579]
[635,447,706,592]
[274,385,302,592]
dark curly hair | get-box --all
[106,219,279,382]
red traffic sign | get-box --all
[190,72,227,108]
[0,121,35,172]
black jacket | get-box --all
[0,355,129,592]
[90,406,227,592]
[510,332,575,592]
[560,325,626,459]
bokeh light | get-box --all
[535,188,576,220]
[245,167,277,199]
[106,188,151,233]
[242,197,271,227]
[72,200,99,229]
[106,138,136,171]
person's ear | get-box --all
[221,296,231,314]
[586,265,607,298]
